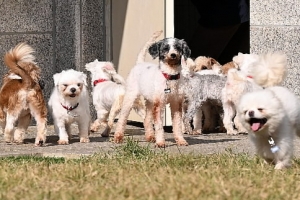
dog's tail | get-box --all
[250,52,287,87]
[4,43,36,88]
[136,30,163,64]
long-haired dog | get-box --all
[0,43,47,145]
[114,31,191,147]
[222,52,287,135]
[237,86,300,169]
[48,69,90,144]
[180,57,227,135]
[85,60,146,137]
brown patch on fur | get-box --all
[194,56,220,72]
[0,43,47,145]
[222,61,238,75]
[152,100,161,122]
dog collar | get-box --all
[93,79,108,86]
[61,103,79,111]
[247,75,253,79]
[162,72,180,80]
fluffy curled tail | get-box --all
[136,30,163,64]
[4,42,36,87]
[250,52,287,87]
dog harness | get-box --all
[93,79,107,86]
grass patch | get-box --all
[0,138,300,200]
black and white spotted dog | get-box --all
[114,35,191,147]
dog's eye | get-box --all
[77,83,81,87]
[63,84,68,87]
[258,108,263,112]
[202,66,208,70]
[244,110,247,115]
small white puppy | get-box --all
[85,59,145,137]
[48,69,90,144]
[237,86,300,169]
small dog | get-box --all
[48,69,90,144]
[0,43,47,145]
[237,86,300,169]
[181,57,226,135]
[85,60,145,137]
[114,32,191,147]
[222,52,287,135]
[194,56,223,75]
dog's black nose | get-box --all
[248,110,254,117]
[170,53,177,59]
[70,88,76,93]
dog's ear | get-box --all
[181,56,187,68]
[209,58,219,66]
[233,53,244,68]
[180,40,191,59]
[85,59,99,72]
[80,72,88,86]
[102,62,117,74]
[148,41,162,59]
[53,72,62,86]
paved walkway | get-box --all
[0,122,300,158]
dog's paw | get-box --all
[34,136,46,146]
[4,136,13,143]
[176,140,189,146]
[191,129,202,135]
[274,162,286,170]
[155,141,166,148]
[226,130,238,135]
[80,137,90,143]
[57,140,69,145]
[114,133,124,143]
[145,135,155,142]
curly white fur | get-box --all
[85,60,145,137]
[114,33,191,147]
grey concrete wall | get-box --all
[250,0,300,95]
[0,0,105,123]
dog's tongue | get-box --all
[251,123,261,131]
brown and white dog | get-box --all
[114,32,191,147]
[0,43,47,145]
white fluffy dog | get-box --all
[237,87,300,169]
[48,69,90,144]
[222,52,287,135]
[85,60,145,137]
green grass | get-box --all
[0,138,300,200]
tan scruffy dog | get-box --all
[0,43,47,146]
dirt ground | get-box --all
[0,122,300,159]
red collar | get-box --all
[162,72,180,80]
[93,79,108,86]
[247,75,253,79]
[61,103,79,111]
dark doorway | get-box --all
[174,0,250,65]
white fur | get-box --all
[48,69,90,144]
[222,52,287,135]
[85,59,145,137]
[237,87,300,169]
[114,36,190,147]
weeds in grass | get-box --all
[0,140,299,200]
